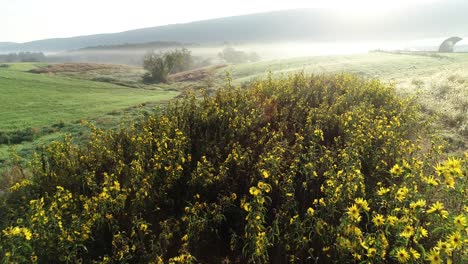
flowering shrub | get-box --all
[0,73,466,263]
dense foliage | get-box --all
[143,48,193,83]
[0,73,466,263]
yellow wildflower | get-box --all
[139,223,148,232]
[434,163,445,175]
[409,248,420,260]
[257,181,265,189]
[377,187,390,195]
[307,207,315,216]
[424,175,439,186]
[347,204,361,222]
[418,227,428,237]
[249,186,261,196]
[426,248,441,264]
[427,201,444,214]
[354,198,370,211]
[395,187,409,202]
[444,175,455,189]
[410,199,426,209]
[372,214,385,227]
[390,164,404,175]
[445,157,461,170]
[242,202,251,212]
[400,225,414,239]
[453,214,466,229]
[447,232,462,249]
[435,240,452,255]
[367,247,377,257]
[352,253,362,260]
[387,215,398,226]
[395,248,410,263]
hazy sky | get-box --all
[2,0,438,43]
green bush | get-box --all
[0,73,466,263]
[143,48,193,83]
[218,47,260,64]
[0,128,39,145]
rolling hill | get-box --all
[1,0,468,52]
[0,42,16,49]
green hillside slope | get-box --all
[0,63,178,161]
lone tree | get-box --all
[142,48,193,83]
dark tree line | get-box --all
[0,52,46,63]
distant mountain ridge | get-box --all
[1,1,468,52]
[77,41,192,51]
[0,42,16,49]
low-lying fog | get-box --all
[7,37,468,66]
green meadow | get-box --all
[0,63,178,162]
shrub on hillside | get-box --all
[142,48,193,83]
[218,47,260,64]
[0,73,466,263]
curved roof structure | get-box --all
[439,37,463,53]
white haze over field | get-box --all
[191,39,468,60]
[47,37,468,66]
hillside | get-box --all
[2,0,468,52]
[0,42,16,49]
[0,63,179,162]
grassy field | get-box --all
[1,52,467,164]
[0,63,179,162]
[222,52,468,83]
[0,64,177,131]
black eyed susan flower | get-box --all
[453,214,466,229]
[400,225,414,239]
[395,248,410,263]
[372,214,385,227]
[387,215,398,226]
[390,164,404,175]
[354,198,370,211]
[447,232,462,249]
[249,186,261,196]
[426,248,441,264]
[347,204,361,222]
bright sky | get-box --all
[2,0,438,43]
